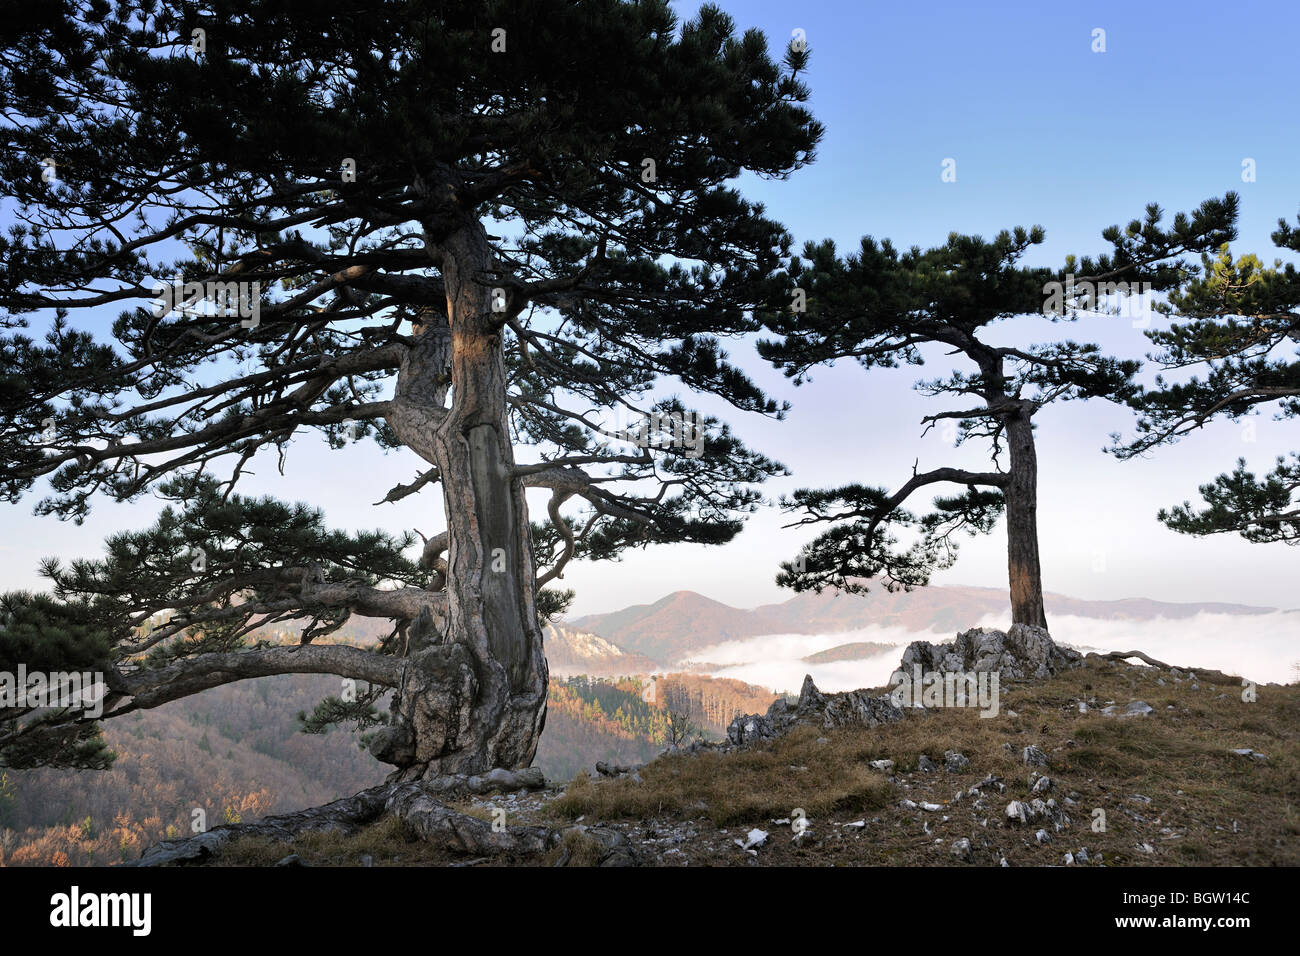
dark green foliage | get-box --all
[0,718,114,771]
[1113,210,1300,543]
[759,196,1237,598]
[0,0,821,767]
[1157,456,1300,544]
[296,688,388,739]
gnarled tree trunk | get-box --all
[378,217,548,780]
[1004,408,1048,630]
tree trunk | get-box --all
[379,217,548,780]
[1004,409,1048,630]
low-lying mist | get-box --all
[674,612,1300,696]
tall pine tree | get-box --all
[0,0,820,777]
[758,195,1237,629]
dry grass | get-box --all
[542,829,611,867]
[545,656,1300,866]
[549,725,896,827]
[196,655,1300,866]
[216,814,459,867]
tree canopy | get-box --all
[1112,208,1300,544]
[758,194,1239,626]
[0,0,822,774]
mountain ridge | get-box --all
[565,584,1281,666]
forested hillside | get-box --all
[0,674,384,865]
[0,662,774,865]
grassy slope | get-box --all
[216,656,1299,866]
[550,656,1299,866]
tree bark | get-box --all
[382,216,548,779]
[1004,408,1048,629]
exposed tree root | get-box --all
[131,776,635,867]
[1089,650,1174,669]
[384,785,554,856]
[130,785,393,866]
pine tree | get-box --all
[758,195,1238,628]
[1111,209,1300,543]
[0,1,820,777]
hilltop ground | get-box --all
[213,654,1299,867]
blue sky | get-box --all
[560,0,1300,616]
[3,0,1298,618]
[732,0,1298,256]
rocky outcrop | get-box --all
[724,624,1082,747]
[727,674,903,745]
[899,624,1081,682]
[944,750,971,772]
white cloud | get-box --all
[674,612,1300,696]
[678,624,917,695]
[983,612,1300,687]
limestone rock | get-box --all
[1005,800,1033,825]
[944,750,971,773]
[727,674,903,745]
[899,624,1082,683]
[727,713,777,746]
[1023,745,1050,767]
[1230,748,1269,763]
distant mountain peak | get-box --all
[566,584,1277,667]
